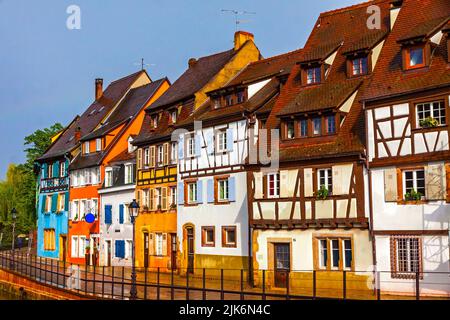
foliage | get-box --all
[419,116,438,128]
[405,189,423,201]
[316,185,329,200]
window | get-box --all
[299,119,308,137]
[187,136,195,157]
[318,168,333,194]
[187,182,197,204]
[202,227,215,247]
[71,200,79,220]
[213,99,221,109]
[218,179,229,202]
[237,91,245,103]
[316,238,353,271]
[84,141,90,154]
[391,236,422,278]
[157,145,164,166]
[406,46,424,69]
[45,195,52,213]
[79,236,86,258]
[171,110,177,124]
[144,148,150,166]
[92,167,100,185]
[48,164,53,178]
[60,162,66,177]
[57,193,65,212]
[44,229,55,251]
[105,169,113,187]
[153,115,159,128]
[170,186,177,207]
[155,187,162,209]
[125,240,133,258]
[222,226,236,247]
[306,67,321,84]
[403,169,425,199]
[268,173,280,198]
[217,130,227,152]
[95,138,102,151]
[80,199,88,218]
[313,118,322,135]
[352,57,368,75]
[416,101,446,127]
[124,164,134,184]
[286,121,295,139]
[225,94,234,106]
[171,142,178,164]
[326,115,336,134]
[71,236,79,258]
[85,169,92,185]
[142,189,149,209]
[91,198,98,217]
[155,233,164,256]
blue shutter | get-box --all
[105,205,112,224]
[206,132,214,155]
[207,179,214,203]
[197,180,203,204]
[42,195,47,213]
[51,194,58,212]
[178,135,184,159]
[229,177,236,202]
[178,182,184,205]
[42,164,48,178]
[226,128,234,151]
[115,240,125,258]
[53,161,60,177]
[64,192,69,211]
[119,204,124,224]
[195,134,201,157]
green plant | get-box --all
[405,189,423,201]
[74,214,78,221]
[316,185,329,200]
[419,116,438,128]
[170,203,177,210]
[157,204,162,211]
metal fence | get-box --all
[0,250,448,300]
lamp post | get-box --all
[10,208,17,269]
[128,199,140,300]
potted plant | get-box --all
[316,185,329,200]
[73,214,78,221]
[419,116,439,128]
[170,203,177,211]
[405,189,423,201]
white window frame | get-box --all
[144,148,150,167]
[157,145,164,166]
[95,138,102,152]
[318,168,333,194]
[416,101,446,127]
[105,168,113,187]
[171,142,178,164]
[217,130,227,153]
[71,236,79,258]
[71,200,79,220]
[57,193,65,212]
[45,195,52,213]
[84,141,90,154]
[402,169,426,199]
[125,240,133,259]
[79,236,86,258]
[267,173,280,198]
[186,135,195,158]
[60,162,66,177]
[124,163,133,184]
[170,186,177,206]
[217,179,229,202]
[142,189,149,209]
[171,110,177,123]
[156,187,162,208]
[319,239,328,269]
[187,182,197,204]
[155,233,163,256]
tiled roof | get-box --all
[363,0,450,101]
[397,15,449,43]
[38,71,146,161]
[342,30,387,55]
[148,49,238,110]
[107,149,136,165]
[297,41,343,64]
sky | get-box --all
[0,0,362,178]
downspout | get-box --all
[245,113,254,286]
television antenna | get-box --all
[134,58,156,71]
[221,9,256,31]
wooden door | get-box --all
[170,233,177,270]
[186,227,194,274]
[60,235,67,262]
[274,243,290,288]
[143,233,149,268]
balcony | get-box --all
[40,176,69,192]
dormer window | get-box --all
[153,115,159,128]
[307,67,321,84]
[281,113,339,140]
[299,119,308,137]
[237,91,245,104]
[171,110,177,124]
[225,94,234,106]
[84,141,90,154]
[95,138,102,152]
[286,121,295,139]
[352,57,368,76]
[312,117,322,135]
[326,115,336,134]
[213,99,221,109]
[406,46,425,69]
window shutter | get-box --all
[206,132,214,155]
[163,143,169,165]
[254,172,263,199]
[64,193,69,212]
[384,168,398,202]
[229,177,236,202]
[42,164,48,178]
[119,204,124,224]
[197,180,203,203]
[148,233,155,256]
[226,128,234,151]
[162,233,168,256]
[207,179,214,203]
[162,187,168,210]
[149,189,155,211]
[426,164,446,200]
[137,149,143,170]
[115,240,125,258]
[178,183,184,205]
[150,146,156,167]
[51,194,58,212]
[178,135,184,159]
[105,205,112,224]
[53,162,60,178]
[195,134,201,157]
[64,161,69,176]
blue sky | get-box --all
[0,0,361,178]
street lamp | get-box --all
[10,208,17,269]
[128,199,140,300]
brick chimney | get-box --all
[188,58,197,68]
[95,78,103,100]
[234,31,254,51]
[75,127,81,142]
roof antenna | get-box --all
[133,58,156,71]
[221,9,256,31]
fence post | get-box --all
[121,266,125,300]
[85,265,88,295]
[186,268,190,300]
[144,267,148,300]
[57,259,60,287]
[416,271,420,300]
[44,258,48,284]
[171,267,174,300]
[111,266,115,299]
[313,270,316,299]
[202,268,206,300]
[39,256,42,282]
[102,266,105,298]
[240,269,244,300]
[157,267,160,300]
[262,270,266,300]
[220,269,224,300]
[286,271,290,300]
[93,264,96,296]
[343,270,347,300]
[376,271,381,300]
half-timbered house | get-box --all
[362,0,450,296]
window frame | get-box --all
[306,66,322,85]
[415,100,446,128]
[105,168,113,187]
[351,56,369,76]
[390,236,422,279]
[124,163,134,184]
[402,168,426,200]
[95,138,102,152]
[318,168,333,195]
[314,236,354,271]
[216,130,228,153]
[405,45,425,70]
[187,182,198,204]
[201,226,215,247]
[186,135,196,158]
[221,226,237,248]
[267,173,280,198]
[84,141,90,154]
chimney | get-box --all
[75,127,81,142]
[95,78,103,100]
[234,31,254,51]
[188,58,197,68]
[389,0,403,31]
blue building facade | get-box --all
[36,158,70,259]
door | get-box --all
[186,227,194,274]
[60,235,67,262]
[105,240,112,267]
[143,233,149,268]
[274,243,290,288]
[170,233,177,270]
